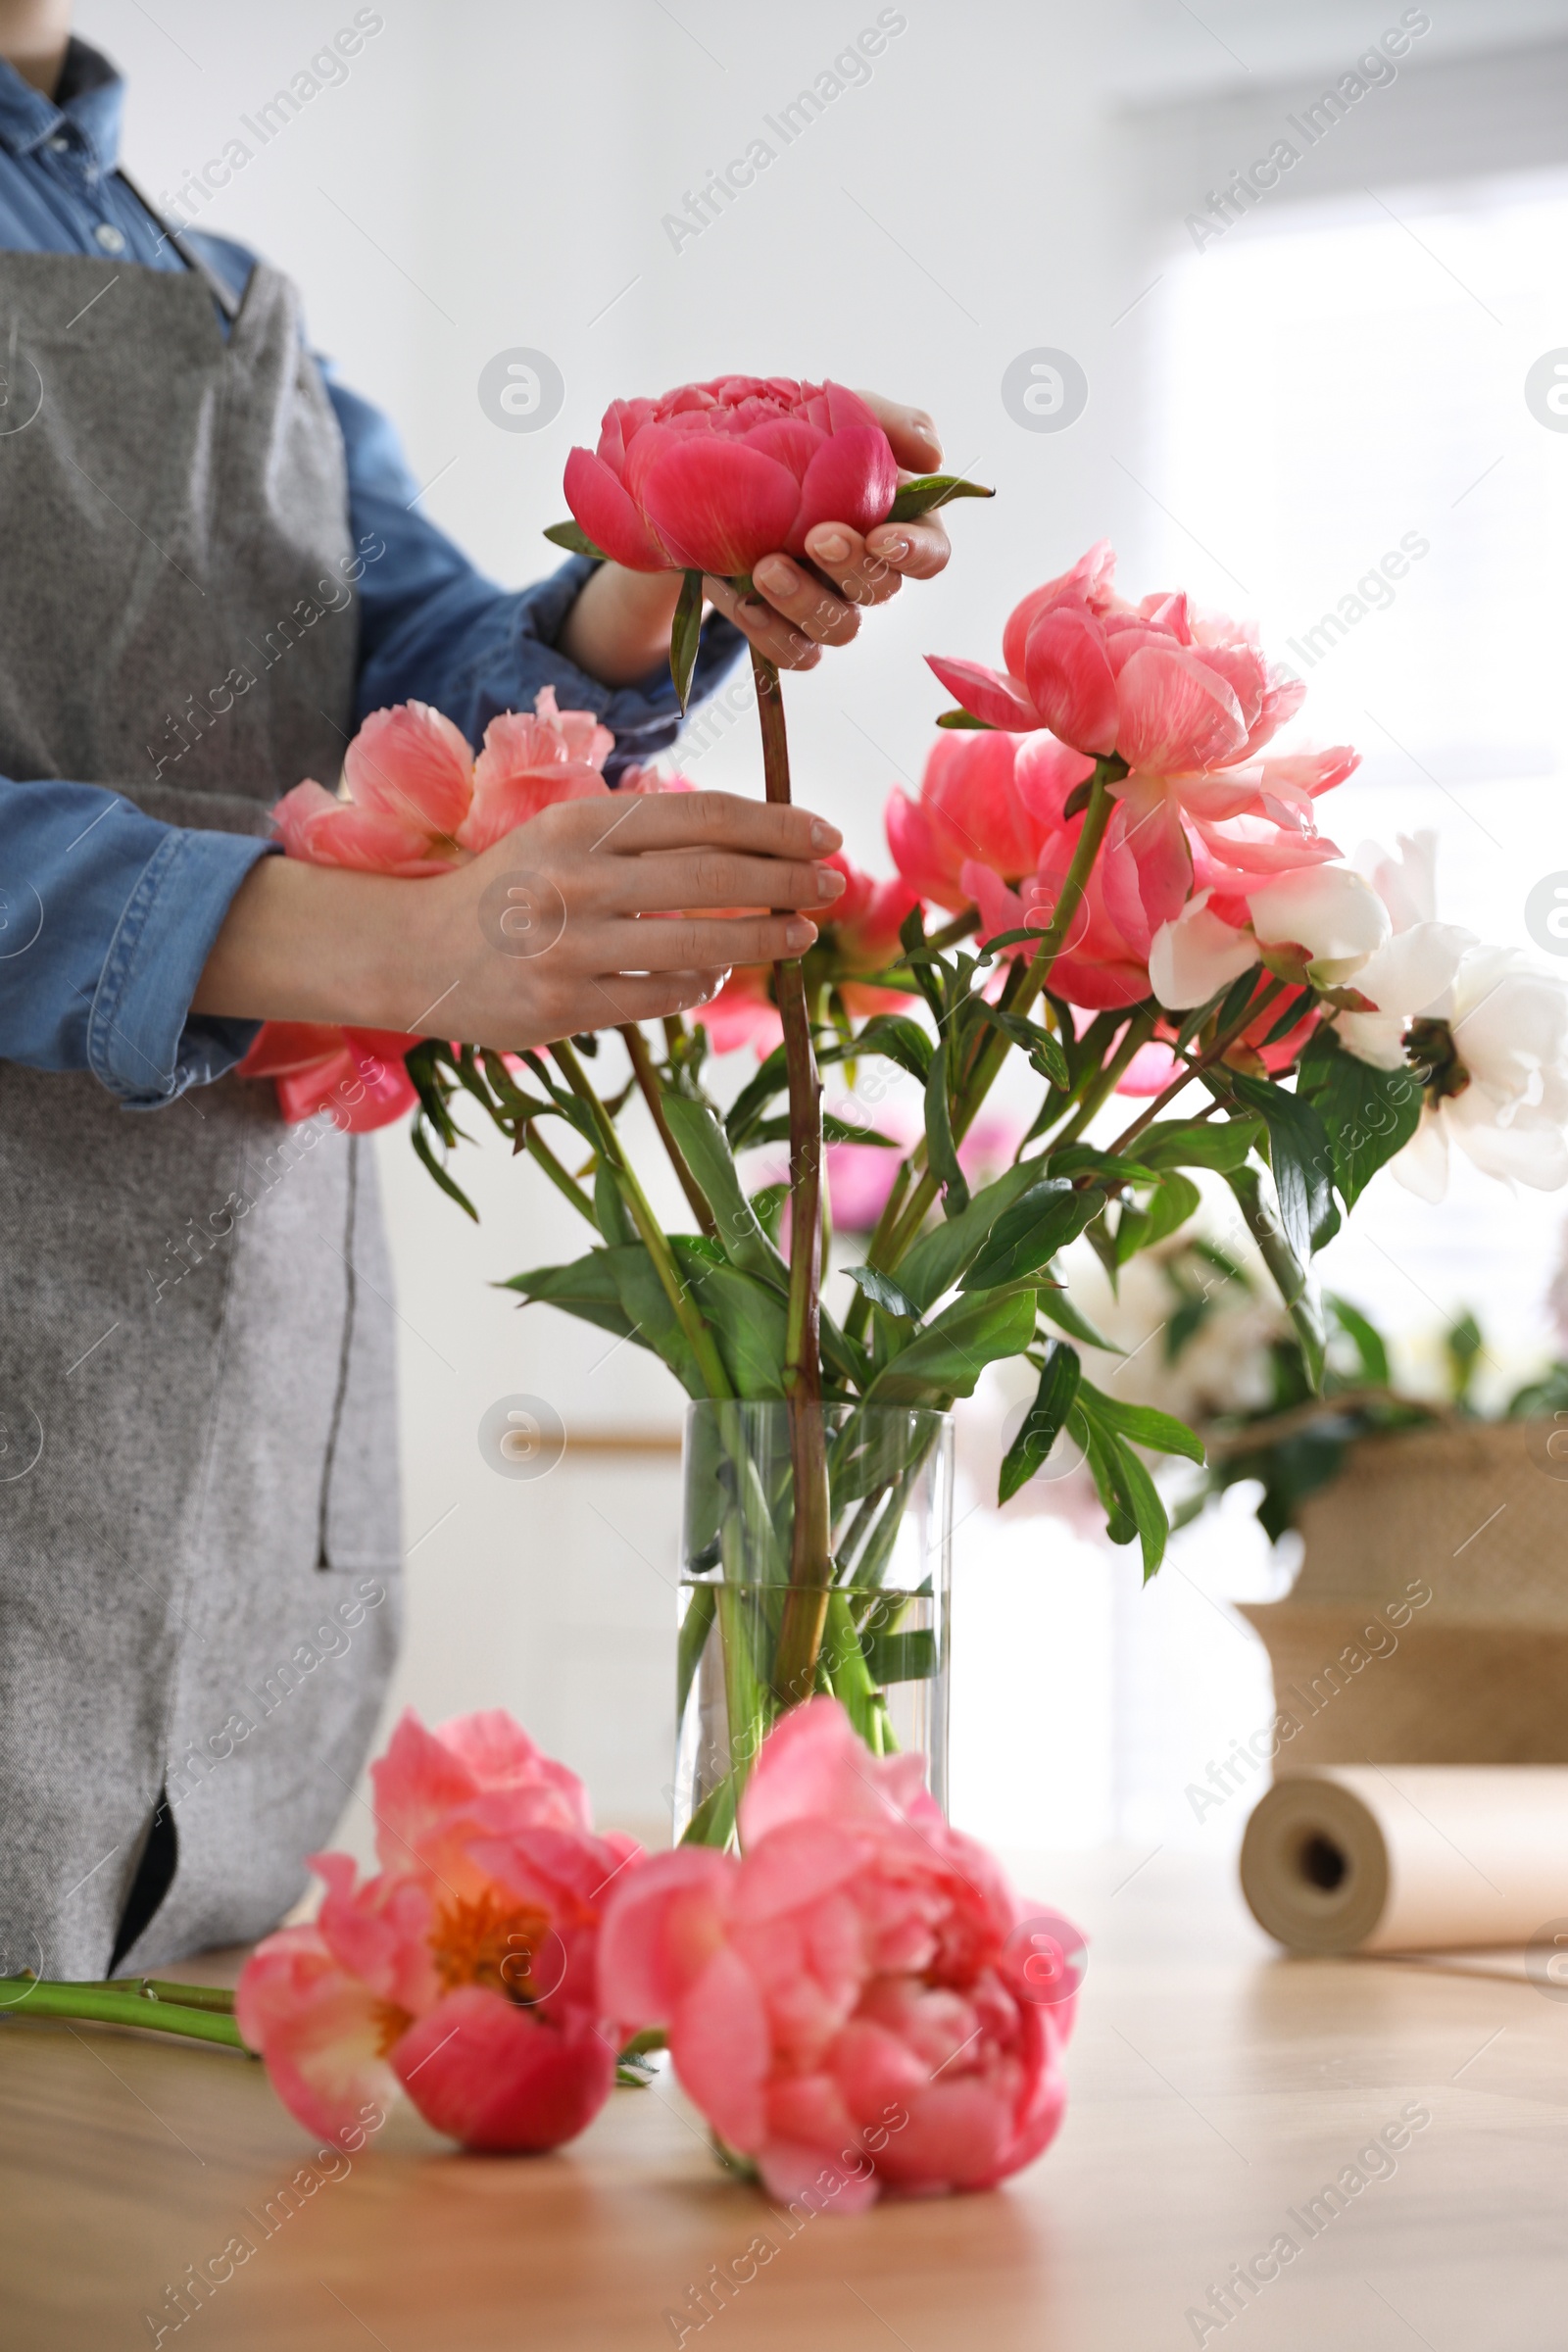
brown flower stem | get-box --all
[1104,974,1289,1157]
[619,1023,717,1238]
[749,649,831,1706]
[1050,1008,1158,1147]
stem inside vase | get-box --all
[748,648,832,1701]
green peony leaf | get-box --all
[1296,1025,1424,1212]
[1000,1342,1081,1503]
[669,566,705,714]
[886,472,995,521]
[543,517,611,562]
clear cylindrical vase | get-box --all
[674,1400,953,1847]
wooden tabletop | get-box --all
[4,1847,1566,2352]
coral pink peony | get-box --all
[928,548,1361,957]
[886,728,1094,914]
[233,1021,420,1133]
[248,690,616,1129]
[928,540,1304,771]
[271,688,612,876]
[965,846,1151,1013]
[564,377,900,579]
[599,1698,1079,2208]
[236,1709,641,2154]
[457,692,613,853]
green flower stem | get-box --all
[520,1120,598,1228]
[619,1022,717,1239]
[749,649,833,1708]
[0,1977,248,2049]
[551,1038,734,1400]
[953,758,1124,1126]
[133,1978,236,2013]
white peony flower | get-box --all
[1330,832,1568,1199]
[1394,946,1568,1200]
[1149,863,1393,1010]
[1148,889,1255,1009]
[1333,923,1476,1069]
[1247,863,1392,987]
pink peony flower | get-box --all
[824,856,922,1017]
[457,691,613,854]
[886,728,1094,914]
[271,689,612,875]
[697,963,783,1058]
[927,547,1362,956]
[564,377,900,579]
[927,540,1304,771]
[599,1698,1080,2209]
[236,1709,641,2155]
[248,690,615,1129]
[233,1021,420,1133]
[886,723,1149,1009]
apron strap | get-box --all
[113,167,241,323]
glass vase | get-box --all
[673,1400,953,1847]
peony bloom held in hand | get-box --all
[270,687,612,874]
[600,1698,1080,2208]
[564,377,900,579]
[240,689,616,1129]
[237,1709,641,2154]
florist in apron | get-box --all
[0,38,736,1981]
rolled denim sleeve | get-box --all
[0,781,273,1108]
[323,372,746,774]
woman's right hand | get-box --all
[193,789,845,1051]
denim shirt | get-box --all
[0,38,741,1105]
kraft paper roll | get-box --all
[1239,1766,1568,1954]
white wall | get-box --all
[74,0,1568,1858]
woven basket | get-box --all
[1238,1419,1568,1763]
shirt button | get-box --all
[93,221,125,254]
[46,134,68,152]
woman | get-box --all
[0,7,952,1980]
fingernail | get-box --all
[785,918,814,950]
[756,556,800,594]
[869,532,910,562]
[811,530,850,563]
[817,866,846,900]
[809,818,841,850]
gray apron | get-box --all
[0,242,403,1979]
